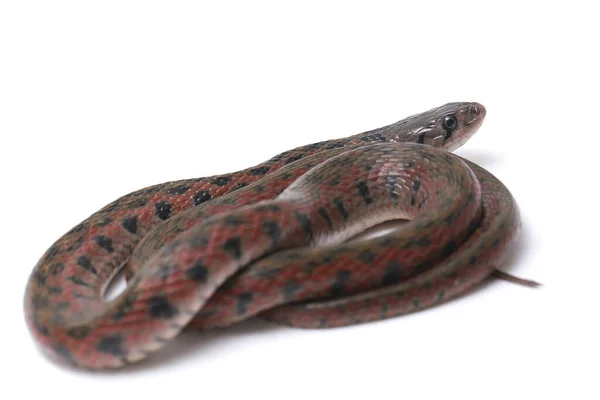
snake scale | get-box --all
[23,102,538,369]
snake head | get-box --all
[391,102,486,152]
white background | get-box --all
[1,1,598,399]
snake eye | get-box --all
[442,115,458,139]
[442,115,458,132]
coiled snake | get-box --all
[23,102,538,369]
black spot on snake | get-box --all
[186,262,209,283]
[325,142,345,150]
[166,184,191,195]
[331,270,351,297]
[412,299,421,308]
[413,178,422,193]
[66,235,84,252]
[382,260,403,286]
[236,292,253,315]
[437,290,446,301]
[77,256,97,275]
[96,334,126,356]
[67,326,91,339]
[319,255,333,265]
[441,239,458,258]
[284,154,303,165]
[43,244,61,263]
[333,197,349,221]
[385,175,399,199]
[412,261,431,277]
[262,220,282,244]
[250,166,270,175]
[154,201,172,220]
[283,281,301,301]
[122,215,138,234]
[467,192,476,203]
[411,178,422,206]
[269,153,284,162]
[235,181,249,188]
[94,235,115,253]
[447,272,459,280]
[278,172,293,181]
[294,212,313,241]
[304,142,324,151]
[211,176,231,186]
[223,237,242,260]
[49,262,65,276]
[148,295,179,319]
[193,190,212,206]
[68,276,90,287]
[356,181,373,205]
[34,271,47,285]
[318,207,333,229]
[363,133,387,142]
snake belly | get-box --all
[23,102,523,369]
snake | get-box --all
[23,101,538,370]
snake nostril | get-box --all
[471,102,486,119]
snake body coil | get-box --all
[24,102,531,369]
